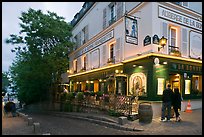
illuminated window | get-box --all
[157,78,165,95]
[110,44,114,59]
[192,75,202,95]
[73,59,77,73]
[108,42,115,63]
[185,80,191,94]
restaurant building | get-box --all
[67,2,202,114]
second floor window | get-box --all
[108,43,115,63]
[169,26,179,53]
[170,27,176,47]
[74,59,77,73]
[110,44,114,59]
[83,56,86,70]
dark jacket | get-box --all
[172,92,182,109]
[162,88,173,103]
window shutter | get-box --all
[162,22,168,38]
[76,32,81,47]
[181,28,188,57]
[116,2,123,20]
[86,54,88,70]
[103,8,107,29]
[84,25,89,42]
[77,58,81,72]
[115,38,121,62]
[102,45,106,65]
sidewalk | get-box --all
[18,108,202,135]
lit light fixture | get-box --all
[115,70,119,73]
[90,81,94,83]
[99,79,102,82]
[158,36,167,51]
[76,82,79,84]
[163,61,167,65]
[86,81,89,83]
[133,64,136,67]
[120,70,123,73]
[139,66,143,68]
[67,70,70,73]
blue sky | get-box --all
[2,2,84,72]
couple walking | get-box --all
[161,83,182,122]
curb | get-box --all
[49,112,144,132]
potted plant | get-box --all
[96,91,103,101]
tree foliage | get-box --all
[6,8,74,104]
[2,72,11,93]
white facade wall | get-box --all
[72,2,110,46]
[124,3,153,60]
[69,2,202,75]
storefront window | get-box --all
[157,78,165,95]
[192,75,202,95]
[185,80,191,94]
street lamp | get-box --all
[158,36,167,51]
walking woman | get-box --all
[172,88,182,122]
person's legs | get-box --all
[161,102,167,120]
[166,102,172,120]
[173,106,179,121]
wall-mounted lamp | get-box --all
[158,36,167,51]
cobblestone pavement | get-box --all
[2,108,202,135]
[2,114,34,135]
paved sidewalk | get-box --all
[2,114,34,135]
[2,108,202,135]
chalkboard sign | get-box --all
[144,35,151,46]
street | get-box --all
[2,108,202,135]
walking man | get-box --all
[161,83,173,122]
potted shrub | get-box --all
[76,92,84,101]
[96,91,103,100]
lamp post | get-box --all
[158,36,167,51]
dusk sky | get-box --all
[2,2,84,72]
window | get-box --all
[108,43,115,63]
[73,59,77,73]
[110,44,114,59]
[169,26,179,52]
[157,78,165,95]
[109,2,116,25]
[184,80,191,94]
[170,27,176,47]
[192,75,202,95]
[182,2,189,7]
[173,2,189,7]
[83,56,86,70]
[110,4,115,20]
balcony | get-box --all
[107,57,115,64]
[109,16,116,26]
[169,46,181,57]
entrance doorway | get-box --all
[169,73,180,93]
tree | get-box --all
[2,72,11,94]
[6,8,74,104]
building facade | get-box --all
[68,2,202,108]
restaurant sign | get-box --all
[171,63,202,72]
[75,30,114,58]
[125,16,138,45]
[158,6,202,31]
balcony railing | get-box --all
[169,46,181,57]
[107,56,115,64]
[109,16,116,26]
